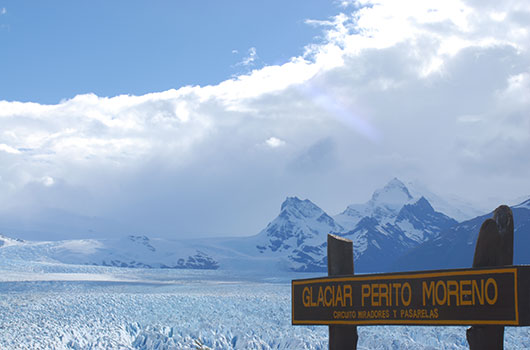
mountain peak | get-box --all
[335,178,416,229]
[389,177,407,187]
[413,196,433,210]
[256,196,340,259]
[370,178,413,208]
[280,197,323,218]
[280,196,302,210]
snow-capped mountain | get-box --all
[0,179,461,274]
[395,198,530,271]
[339,195,458,272]
[299,178,455,271]
[255,197,343,253]
[334,178,416,230]
[5,178,524,275]
[248,179,458,273]
[252,196,344,272]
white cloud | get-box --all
[41,176,54,187]
[1,0,529,239]
[0,143,20,154]
[237,47,258,66]
[1,8,6,15]
[265,137,286,148]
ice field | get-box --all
[1,261,530,349]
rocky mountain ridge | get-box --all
[2,179,528,274]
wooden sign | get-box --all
[292,266,530,326]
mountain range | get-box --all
[1,178,529,274]
[394,199,530,271]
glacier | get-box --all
[1,260,530,349]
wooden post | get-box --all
[327,234,358,350]
[467,205,514,350]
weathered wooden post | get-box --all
[467,205,514,350]
[327,234,358,350]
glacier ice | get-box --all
[1,262,530,350]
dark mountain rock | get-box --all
[394,205,530,272]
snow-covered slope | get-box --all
[0,232,310,275]
[405,180,487,222]
[0,235,220,270]
[334,178,415,230]
[0,234,25,247]
[253,197,344,272]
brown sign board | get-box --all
[292,266,530,326]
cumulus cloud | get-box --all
[1,0,529,239]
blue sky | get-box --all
[1,0,529,240]
[1,1,339,103]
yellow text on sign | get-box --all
[422,278,498,307]
[361,282,412,307]
[302,285,353,308]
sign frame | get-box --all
[292,265,530,326]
